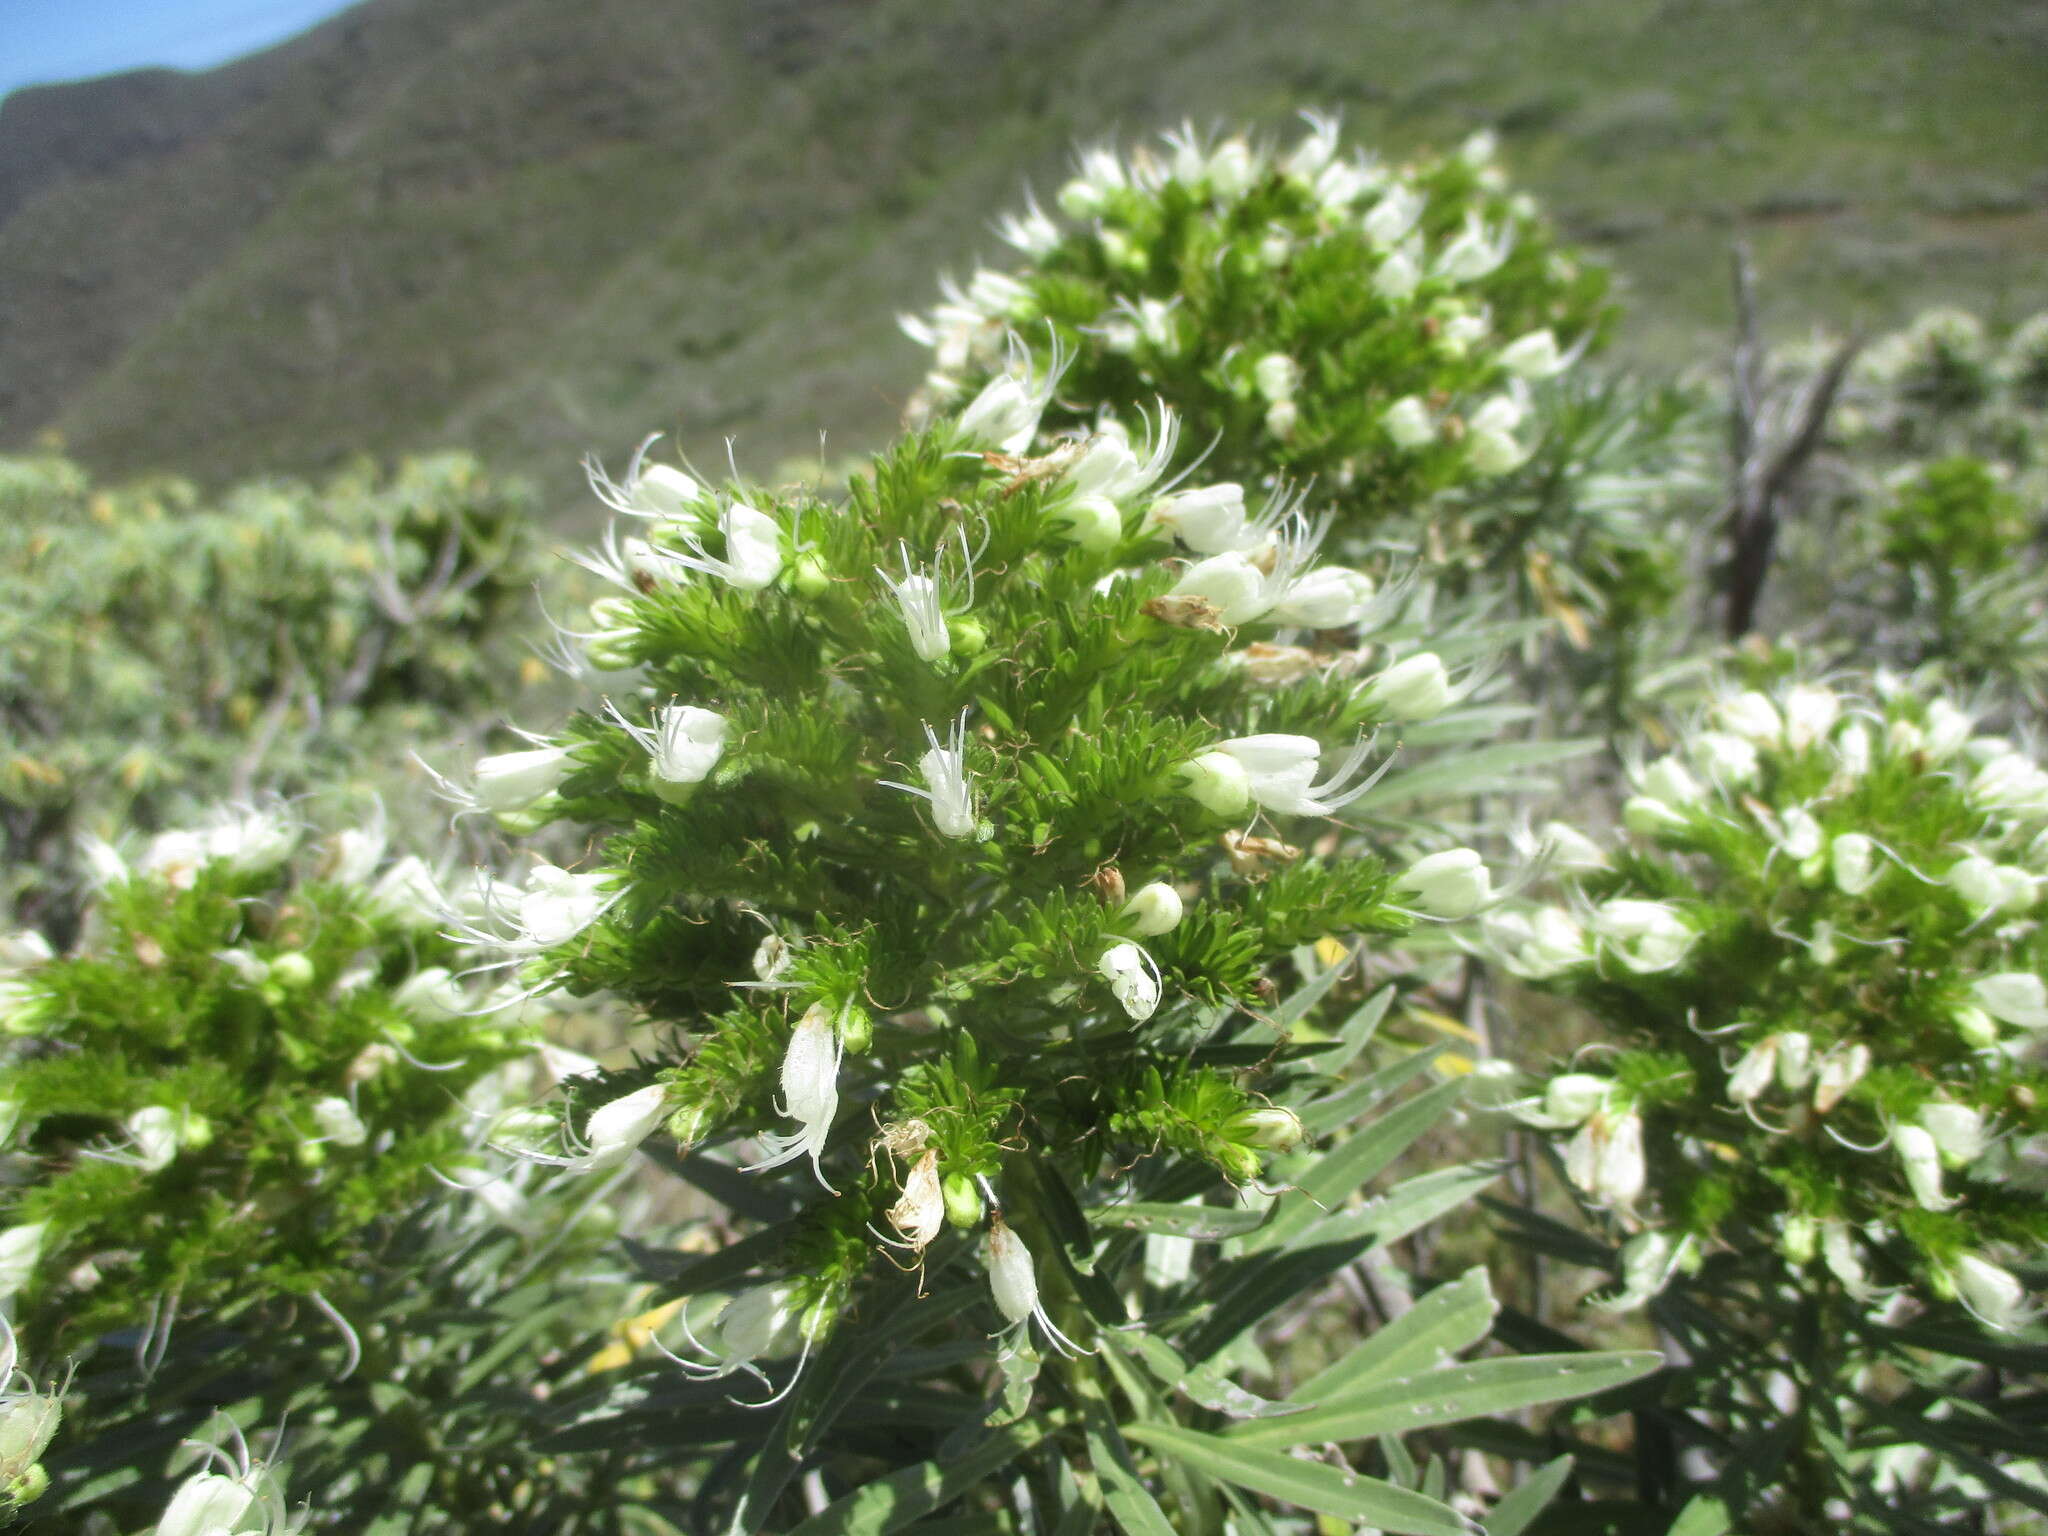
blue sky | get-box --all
[0,0,361,99]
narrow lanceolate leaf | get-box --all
[1122,1423,1473,1536]
[1297,1164,1502,1253]
[1083,1409,1178,1536]
[1301,1040,1449,1136]
[1304,984,1396,1076]
[1664,1494,1732,1536]
[1226,1353,1663,1447]
[1483,1454,1575,1536]
[784,1422,1048,1536]
[1294,1266,1498,1404]
[1091,1201,1269,1241]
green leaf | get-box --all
[1664,1494,1731,1536]
[1300,1042,1451,1136]
[1294,1266,1497,1403]
[1122,1423,1472,1536]
[784,1422,1048,1536]
[1358,738,1597,811]
[1305,984,1396,1076]
[1485,1454,1575,1536]
[1299,1164,1502,1252]
[1227,1352,1663,1447]
[1255,1075,1467,1250]
[1091,1202,1269,1241]
[1083,1407,1179,1536]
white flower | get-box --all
[127,1106,180,1172]
[1565,1109,1645,1212]
[745,1003,843,1190]
[1215,732,1382,817]
[1268,566,1376,628]
[1067,411,1177,503]
[1693,730,1759,785]
[1435,214,1512,281]
[1373,246,1422,302]
[446,864,619,956]
[1491,907,1591,979]
[1439,311,1491,357]
[1536,820,1608,875]
[585,434,707,522]
[1953,1253,2036,1331]
[983,1213,1085,1356]
[1775,1031,1815,1090]
[1361,183,1425,248]
[1727,1037,1779,1104]
[1945,854,2031,915]
[1394,849,1492,919]
[1543,1072,1610,1126]
[0,1224,45,1302]
[555,1083,673,1174]
[1777,806,1824,862]
[311,1096,368,1149]
[1971,754,2048,815]
[1360,652,1454,722]
[1207,139,1256,198]
[1831,833,1880,895]
[1812,1043,1870,1114]
[1150,483,1251,554]
[1622,795,1688,837]
[1120,882,1184,938]
[658,504,784,591]
[1466,425,1527,477]
[607,700,728,800]
[1240,1106,1305,1150]
[1589,1229,1694,1313]
[1919,1101,1988,1166]
[319,825,387,888]
[1714,690,1784,745]
[1263,398,1300,441]
[1782,685,1840,751]
[368,856,444,930]
[1923,699,1974,760]
[1053,493,1124,551]
[474,747,575,816]
[1639,757,1705,810]
[1099,942,1162,1022]
[1253,353,1300,402]
[1593,899,1695,974]
[1382,396,1436,449]
[1971,972,2048,1029]
[995,195,1062,258]
[1499,328,1566,379]
[1169,552,1269,623]
[1821,1219,1883,1304]
[1285,112,1340,180]
[752,934,793,984]
[966,268,1033,319]
[77,833,129,889]
[1896,1123,1956,1210]
[887,1150,946,1252]
[1177,751,1252,817]
[1056,145,1126,219]
[880,713,978,839]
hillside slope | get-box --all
[4,0,2046,505]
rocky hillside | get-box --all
[4,0,2046,507]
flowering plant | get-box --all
[1487,672,2048,1525]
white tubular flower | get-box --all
[77,833,129,889]
[1639,757,1705,810]
[1590,1229,1694,1313]
[1120,882,1184,938]
[368,856,443,930]
[1774,1031,1814,1090]
[214,948,270,988]
[1693,730,1760,785]
[1240,1105,1305,1150]
[553,1083,672,1174]
[1812,1043,1870,1114]
[608,701,729,801]
[156,1473,261,1536]
[1466,424,1527,477]
[586,434,706,521]
[1099,942,1162,1022]
[1714,690,1784,745]
[1919,1101,1988,1166]
[1923,699,1974,760]
[1439,310,1491,357]
[887,1150,946,1252]
[474,747,575,816]
[659,504,784,591]
[394,966,468,1022]
[1832,833,1880,896]
[1946,855,2034,916]
[1821,1219,1883,1304]
[0,1224,46,1302]
[1169,551,1268,623]
[1833,723,1873,782]
[1359,651,1458,720]
[1896,1123,1956,1211]
[1953,1253,2036,1331]
[746,1004,843,1190]
[1622,794,1688,838]
[1065,427,1161,506]
[1373,245,1422,302]
[995,195,1062,258]
[983,1213,1085,1356]
[1491,907,1591,979]
[1266,399,1300,442]
[311,1096,368,1149]
[1383,396,1436,449]
[1783,684,1840,751]
[1727,1036,1780,1104]
[1565,1109,1645,1212]
[1268,566,1375,628]
[1285,112,1340,180]
[1253,353,1300,402]
[1394,849,1492,919]
[1207,139,1256,198]
[319,825,386,888]
[880,713,978,839]
[1593,899,1695,974]
[966,268,1033,320]
[1536,820,1609,875]
[752,934,794,984]
[1216,732,1382,817]
[1150,483,1250,554]
[1361,183,1425,247]
[1499,328,1566,379]
[1972,972,2048,1029]
[1435,214,1512,281]
[1971,754,2048,815]
[128,1106,180,1172]
[1177,751,1252,817]
[496,865,616,952]
[1544,1073,1610,1126]
[1777,807,1824,863]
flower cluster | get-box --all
[0,804,540,1345]
[473,372,1502,1376]
[1489,675,2048,1325]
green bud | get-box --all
[4,1463,49,1509]
[793,554,831,597]
[950,617,987,656]
[837,1004,873,1055]
[666,1102,710,1148]
[268,952,315,990]
[942,1172,984,1229]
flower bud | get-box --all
[1465,425,1527,477]
[1953,1253,2033,1331]
[1499,328,1566,379]
[1120,882,1184,938]
[1622,795,1689,837]
[1361,652,1452,722]
[1394,848,1492,919]
[1240,1105,1305,1151]
[1253,353,1300,402]
[268,952,314,990]
[1952,1004,2001,1048]
[312,1096,368,1149]
[942,1171,985,1229]
[1537,821,1608,874]
[1373,247,1421,301]
[1169,552,1270,624]
[1783,685,1839,751]
[1543,1073,1609,1126]
[1919,1101,1988,1166]
[1150,483,1249,554]
[1714,690,1783,745]
[580,1083,673,1172]
[475,747,574,816]
[1727,1037,1778,1104]
[836,1002,873,1055]
[1895,1123,1955,1210]
[1777,807,1823,863]
[1263,399,1299,440]
[1780,1213,1819,1266]
[1971,972,2048,1029]
[0,1382,60,1501]
[1831,833,1880,895]
[1382,396,1435,449]
[1053,493,1125,552]
[1178,751,1252,817]
[1692,730,1759,785]
[1811,1042,1870,1114]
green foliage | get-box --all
[0,450,550,932]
